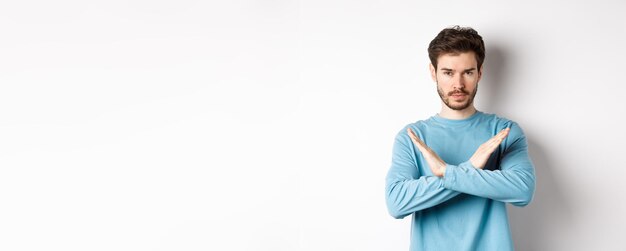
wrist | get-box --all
[439,163,447,177]
[469,159,481,169]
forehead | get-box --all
[437,51,478,70]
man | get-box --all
[385,26,536,251]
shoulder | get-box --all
[479,112,528,142]
[396,118,432,136]
[392,118,432,145]
[479,112,523,129]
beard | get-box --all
[437,83,478,111]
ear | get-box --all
[429,63,437,82]
[477,65,483,82]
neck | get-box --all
[438,104,477,120]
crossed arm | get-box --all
[385,125,536,219]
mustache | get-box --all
[448,89,469,95]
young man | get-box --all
[385,26,536,250]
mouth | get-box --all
[450,93,467,99]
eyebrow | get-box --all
[440,68,477,72]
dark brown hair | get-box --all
[428,26,485,70]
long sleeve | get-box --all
[442,123,536,207]
[385,129,461,219]
[387,112,530,250]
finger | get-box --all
[484,128,511,152]
[488,128,510,145]
[407,129,425,151]
[498,128,510,139]
[407,128,422,144]
[407,128,427,152]
[494,128,508,140]
[495,128,510,142]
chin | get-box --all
[447,102,472,111]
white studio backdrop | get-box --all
[1,0,625,250]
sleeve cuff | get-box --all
[443,164,457,189]
[443,161,478,190]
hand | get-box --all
[469,128,510,169]
[407,128,447,177]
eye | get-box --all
[465,71,474,76]
[443,71,453,76]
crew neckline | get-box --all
[431,110,483,125]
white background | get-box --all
[1,0,625,250]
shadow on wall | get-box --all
[478,44,507,110]
[508,139,572,251]
[484,43,572,250]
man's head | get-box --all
[428,26,485,111]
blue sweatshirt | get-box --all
[385,111,535,251]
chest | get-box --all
[418,126,502,170]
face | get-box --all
[429,51,482,111]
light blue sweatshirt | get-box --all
[385,111,535,251]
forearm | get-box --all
[386,175,461,219]
[385,128,465,219]
[442,161,535,206]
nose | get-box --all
[452,73,465,90]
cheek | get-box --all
[436,74,448,82]
[461,75,478,84]
[467,76,480,86]
[436,76,453,88]
[436,82,451,94]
